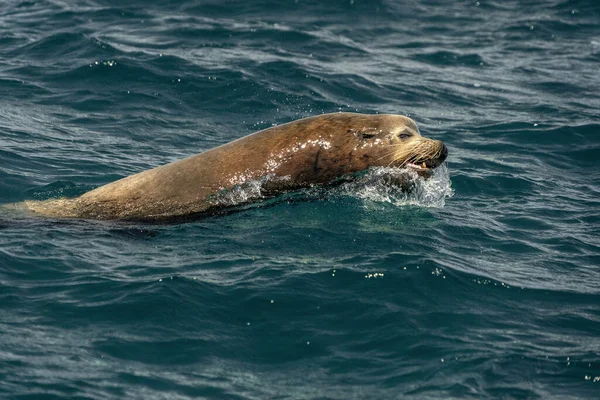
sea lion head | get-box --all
[347,114,448,175]
[273,113,448,186]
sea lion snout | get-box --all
[430,142,448,167]
[439,142,448,161]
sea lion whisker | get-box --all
[372,149,402,164]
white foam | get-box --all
[338,164,454,208]
[212,164,453,210]
[214,177,265,206]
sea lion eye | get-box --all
[398,132,412,140]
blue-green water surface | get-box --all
[1,1,599,399]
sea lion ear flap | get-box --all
[348,127,378,139]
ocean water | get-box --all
[1,0,599,398]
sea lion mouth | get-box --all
[402,143,448,174]
[404,161,436,178]
[405,159,441,170]
[404,144,448,169]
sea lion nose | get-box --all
[439,142,448,161]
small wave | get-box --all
[414,51,488,67]
[24,180,92,201]
[212,176,273,207]
[338,164,454,208]
[212,165,453,212]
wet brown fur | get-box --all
[25,113,446,221]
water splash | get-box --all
[338,164,454,208]
[212,165,453,211]
[213,177,266,206]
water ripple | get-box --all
[1,0,600,398]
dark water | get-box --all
[1,0,600,398]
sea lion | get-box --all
[24,113,448,221]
